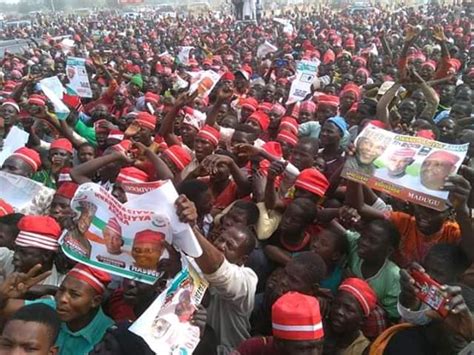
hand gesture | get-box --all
[0,264,52,300]
[426,285,474,341]
[432,25,446,43]
[404,24,420,43]
[175,91,198,108]
[338,205,361,229]
[175,194,198,226]
[91,54,104,67]
[267,160,287,180]
[202,154,233,175]
[443,174,471,214]
[233,143,261,158]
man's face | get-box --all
[298,109,313,124]
[12,246,46,273]
[398,100,417,123]
[329,292,364,334]
[439,85,455,106]
[386,155,413,177]
[420,156,455,190]
[290,142,315,170]
[213,227,246,265]
[0,320,57,355]
[49,149,71,170]
[104,227,123,255]
[78,146,95,163]
[194,137,214,162]
[356,137,386,165]
[49,195,74,229]
[55,276,98,323]
[413,205,448,236]
[316,104,337,124]
[132,242,163,269]
[1,157,32,177]
[0,105,17,126]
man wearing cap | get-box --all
[0,263,114,355]
[374,148,416,181]
[0,99,20,148]
[49,182,78,230]
[236,292,324,354]
[131,229,165,270]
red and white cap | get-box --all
[105,217,121,235]
[196,125,220,147]
[55,182,78,200]
[135,111,156,130]
[10,147,41,172]
[277,130,298,146]
[51,138,73,154]
[0,199,14,216]
[339,278,377,317]
[134,229,165,245]
[107,129,125,141]
[28,94,46,107]
[294,168,329,198]
[272,292,324,341]
[2,99,20,113]
[279,116,299,135]
[16,215,62,251]
[116,167,150,184]
[162,145,192,171]
[68,264,111,294]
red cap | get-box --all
[300,100,316,113]
[2,99,20,112]
[368,120,386,129]
[322,49,335,64]
[341,83,361,101]
[28,94,46,107]
[112,139,133,154]
[10,147,41,172]
[135,111,156,130]
[55,182,78,200]
[426,150,460,165]
[0,199,14,216]
[294,168,329,197]
[162,145,192,171]
[68,263,111,294]
[272,292,324,341]
[317,94,340,107]
[145,92,160,105]
[116,167,150,184]
[271,103,286,117]
[16,215,62,251]
[422,60,436,71]
[258,102,273,114]
[262,141,283,159]
[416,129,435,140]
[277,130,298,146]
[57,167,72,185]
[105,217,121,235]
[280,116,299,135]
[339,278,377,317]
[107,129,124,141]
[196,125,220,146]
[134,229,165,245]
[50,138,73,154]
[241,97,259,112]
[221,72,235,81]
[248,111,270,131]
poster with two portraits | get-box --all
[59,181,202,284]
[342,124,468,211]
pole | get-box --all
[50,0,55,12]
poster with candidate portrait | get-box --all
[130,259,208,355]
[59,182,172,284]
[342,124,468,211]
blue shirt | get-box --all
[26,298,114,355]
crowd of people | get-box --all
[0,2,472,354]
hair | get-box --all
[78,141,97,152]
[0,213,24,227]
[8,303,61,344]
[296,137,319,156]
[425,244,471,278]
[367,219,401,249]
[452,100,473,116]
[325,225,350,256]
[214,149,237,161]
[291,251,327,285]
[231,200,260,226]
[239,225,257,256]
[288,198,318,225]
[177,179,209,202]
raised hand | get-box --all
[175,195,198,226]
[443,174,471,213]
[0,264,51,300]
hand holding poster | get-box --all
[287,60,319,104]
[129,260,208,355]
[188,70,221,99]
[66,57,93,98]
[342,124,468,211]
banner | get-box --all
[66,57,92,98]
[0,126,29,165]
[188,70,221,99]
[287,60,319,104]
[40,77,70,121]
[39,76,65,99]
[341,124,468,211]
[129,260,208,355]
[257,41,278,58]
[177,47,194,66]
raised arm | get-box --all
[158,93,195,147]
[376,82,401,127]
[70,151,129,184]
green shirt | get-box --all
[74,120,97,146]
[26,298,114,355]
[345,230,401,319]
[32,169,57,190]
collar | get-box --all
[61,307,113,345]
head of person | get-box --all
[13,215,61,274]
[437,118,458,143]
[90,323,154,355]
[386,148,416,177]
[356,97,377,121]
[298,101,316,124]
[213,225,256,266]
[129,74,143,96]
[310,226,349,269]
[397,98,417,124]
[177,179,213,218]
[94,120,111,149]
[78,142,96,163]
[263,84,276,102]
[410,89,427,116]
[269,104,286,129]
[357,219,400,262]
[0,211,22,250]
[121,278,160,315]
[126,112,156,145]
[458,129,474,158]
[220,200,260,231]
[1,147,41,178]
[230,124,259,158]
[294,168,329,203]
[420,150,460,190]
[266,252,327,312]
[240,98,258,122]
[355,132,389,165]
[49,182,78,229]
[194,125,220,162]
[339,85,359,114]
[329,278,377,335]
[449,100,472,121]
[413,203,451,236]
[354,68,369,86]
[320,116,347,148]
[103,218,123,255]
[439,84,456,106]
[0,303,60,355]
[276,130,298,160]
[316,95,339,123]
[90,104,109,123]
[0,100,20,128]
[131,230,165,270]
[245,111,270,134]
[272,292,324,355]
[56,264,111,325]
[279,198,318,236]
[160,145,192,176]
[290,137,319,171]
[49,138,73,171]
[422,243,471,285]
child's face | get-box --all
[311,230,337,266]
[357,223,390,261]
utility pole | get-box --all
[50,0,56,12]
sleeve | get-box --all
[204,259,257,311]
[256,202,282,240]
[397,301,431,325]
[25,298,56,309]
[74,119,97,146]
[382,266,402,320]
[344,230,360,257]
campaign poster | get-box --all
[287,60,319,104]
[129,260,208,355]
[188,70,221,99]
[60,182,172,284]
[66,57,93,98]
[342,124,468,211]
